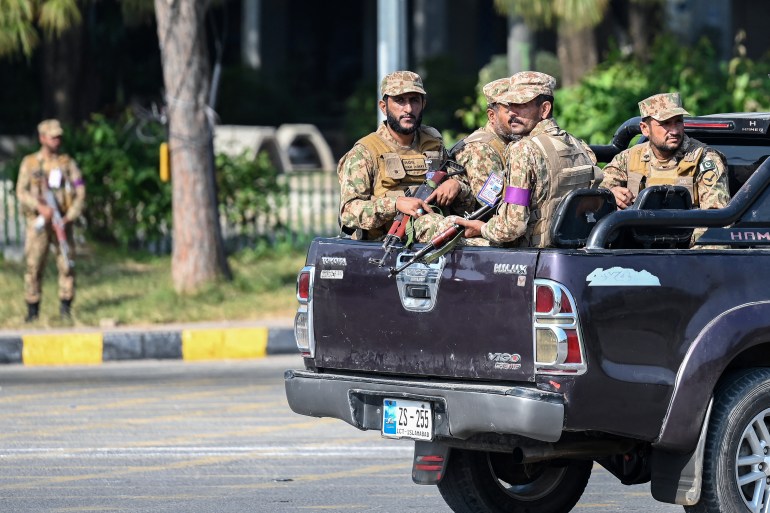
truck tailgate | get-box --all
[309,238,539,381]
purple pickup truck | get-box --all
[285,113,770,513]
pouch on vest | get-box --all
[647,173,695,203]
[382,153,406,179]
[627,171,646,196]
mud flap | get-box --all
[412,440,451,485]
[650,399,712,505]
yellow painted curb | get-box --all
[181,327,268,361]
[22,333,103,365]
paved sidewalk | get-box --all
[0,318,297,366]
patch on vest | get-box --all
[702,170,718,187]
[402,157,428,172]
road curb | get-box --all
[0,325,296,365]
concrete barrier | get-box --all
[214,123,336,173]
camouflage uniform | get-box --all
[454,78,518,202]
[16,120,86,310]
[480,119,597,245]
[600,93,729,209]
[445,72,597,247]
[337,71,473,242]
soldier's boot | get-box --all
[60,299,72,320]
[25,302,40,323]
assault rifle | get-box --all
[368,163,465,267]
[42,189,73,269]
[388,196,499,277]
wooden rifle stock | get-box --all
[369,168,452,267]
[388,200,495,277]
[43,189,73,269]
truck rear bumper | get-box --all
[284,369,565,442]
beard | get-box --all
[651,137,683,155]
[386,108,422,135]
[492,122,517,142]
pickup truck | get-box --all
[284,113,770,513]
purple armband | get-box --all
[72,178,85,187]
[504,186,530,206]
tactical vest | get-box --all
[525,133,598,248]
[626,142,705,206]
[358,126,443,198]
[21,153,76,217]
[463,129,508,163]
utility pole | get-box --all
[377,0,408,122]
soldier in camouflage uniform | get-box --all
[453,78,521,212]
[447,72,598,247]
[16,119,86,322]
[337,71,474,242]
[600,92,729,210]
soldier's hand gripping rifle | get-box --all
[388,198,497,277]
[368,164,464,267]
[41,189,73,269]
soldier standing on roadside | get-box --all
[337,70,474,242]
[16,119,86,322]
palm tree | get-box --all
[494,0,609,86]
[494,0,664,86]
[154,0,231,293]
[0,0,84,122]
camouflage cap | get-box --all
[482,78,513,105]
[638,92,690,121]
[38,119,63,137]
[380,71,426,97]
[501,71,556,104]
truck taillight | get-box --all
[533,279,586,375]
[535,286,554,313]
[294,266,315,357]
[297,269,311,303]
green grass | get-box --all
[0,242,307,329]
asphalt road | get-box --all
[0,356,682,512]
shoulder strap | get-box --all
[358,133,393,161]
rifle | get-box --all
[41,189,73,269]
[368,164,464,267]
[388,198,497,277]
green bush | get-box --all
[556,35,770,144]
[216,149,287,228]
[449,35,770,149]
[64,113,172,247]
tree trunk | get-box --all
[628,1,661,62]
[154,0,231,294]
[41,24,84,123]
[556,25,598,87]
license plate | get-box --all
[382,398,433,441]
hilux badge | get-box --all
[493,263,527,275]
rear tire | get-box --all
[685,369,770,513]
[437,449,592,513]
